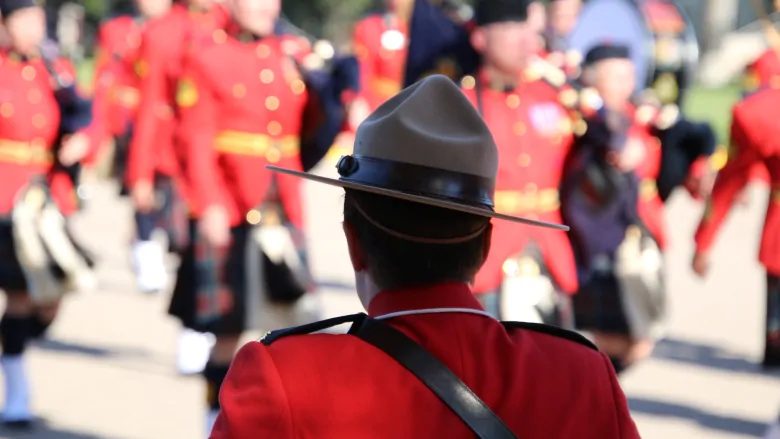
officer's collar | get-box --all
[236,30,264,43]
[479,68,518,93]
[6,49,39,63]
[367,282,484,317]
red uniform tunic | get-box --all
[127,3,229,194]
[211,283,640,438]
[177,31,310,229]
[695,88,780,276]
[462,71,578,294]
[91,15,145,144]
[0,51,95,216]
[630,106,668,248]
[738,48,779,185]
[353,13,408,112]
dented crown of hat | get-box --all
[267,75,569,231]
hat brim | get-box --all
[267,166,569,231]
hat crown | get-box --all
[354,75,498,182]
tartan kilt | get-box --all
[169,219,315,336]
[573,271,630,334]
[152,174,189,254]
[0,219,29,292]
[573,241,666,338]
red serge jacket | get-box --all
[211,283,640,438]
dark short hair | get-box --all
[343,189,491,290]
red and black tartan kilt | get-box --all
[169,220,249,336]
[152,174,189,254]
[573,270,632,335]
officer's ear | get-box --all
[343,221,368,272]
[470,27,487,53]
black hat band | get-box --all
[583,44,631,66]
[0,0,40,17]
[475,0,531,26]
[336,155,495,208]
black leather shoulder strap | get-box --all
[350,315,518,439]
[259,313,363,346]
[501,321,598,351]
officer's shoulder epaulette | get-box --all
[259,313,364,346]
[501,321,599,351]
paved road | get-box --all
[2,160,778,438]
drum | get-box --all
[568,0,699,105]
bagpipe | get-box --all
[10,45,96,304]
[40,41,93,189]
[276,17,360,172]
[403,0,479,87]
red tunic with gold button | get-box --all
[461,71,578,295]
[353,13,408,112]
[176,31,310,229]
[127,3,229,197]
[0,51,96,216]
[695,87,780,276]
[91,15,145,147]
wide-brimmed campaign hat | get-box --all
[267,74,568,231]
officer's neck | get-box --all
[8,46,39,62]
[236,29,265,43]
[482,66,518,93]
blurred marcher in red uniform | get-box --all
[450,0,578,327]
[173,0,358,431]
[210,74,640,439]
[130,0,229,375]
[693,86,780,369]
[0,0,96,428]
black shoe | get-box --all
[762,344,780,369]
[2,418,33,430]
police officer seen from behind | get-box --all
[210,75,640,438]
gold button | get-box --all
[513,122,526,136]
[266,149,281,163]
[0,102,13,117]
[574,119,588,136]
[461,75,475,90]
[265,96,279,111]
[212,29,227,44]
[32,113,45,128]
[267,121,282,135]
[260,69,274,83]
[517,153,531,167]
[290,79,305,94]
[246,209,262,225]
[27,89,41,103]
[256,44,270,58]
[525,183,537,193]
[506,95,520,108]
[232,83,246,98]
[21,65,35,81]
